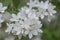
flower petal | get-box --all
[29,33,33,39]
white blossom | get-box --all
[5,8,42,39]
[18,6,38,20]
[24,19,42,39]
[6,19,42,39]
[5,23,14,34]
[5,21,25,35]
[27,0,56,21]
[5,0,57,39]
[0,3,7,13]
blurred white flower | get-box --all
[5,23,14,34]
[37,1,56,19]
[24,19,42,39]
[18,6,38,20]
[0,14,4,27]
[0,3,7,13]
[6,19,42,39]
[5,7,42,39]
[27,0,56,21]
[5,0,57,39]
[5,21,25,35]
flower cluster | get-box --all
[0,0,56,40]
[5,7,42,39]
[5,0,56,39]
[27,0,56,21]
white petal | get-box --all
[10,18,17,21]
[45,12,48,16]
[5,28,10,32]
[33,31,38,35]
[16,31,20,35]
[12,14,17,18]
[25,31,29,35]
[52,10,56,13]
[0,10,4,13]
[3,7,7,10]
[2,7,7,13]
[0,19,4,23]
[37,29,43,33]
[29,33,33,39]
[40,15,44,19]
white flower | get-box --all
[27,0,56,21]
[0,3,7,13]
[24,19,42,39]
[37,1,56,20]
[5,22,25,35]
[5,0,57,39]
[18,6,38,20]
[6,7,42,39]
[5,23,14,34]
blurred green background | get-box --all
[0,0,60,40]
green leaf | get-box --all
[2,0,12,6]
[18,2,26,8]
[13,0,20,8]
